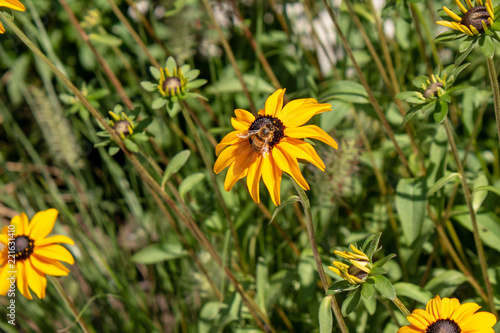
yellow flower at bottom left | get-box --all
[0,0,25,33]
[0,209,74,300]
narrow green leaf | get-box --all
[124,139,139,153]
[341,288,362,316]
[372,253,397,268]
[326,280,357,295]
[319,296,333,333]
[362,233,381,260]
[372,275,396,300]
[426,172,460,197]
[472,174,489,212]
[186,79,207,89]
[131,242,188,264]
[433,101,448,124]
[166,56,177,72]
[88,33,122,46]
[151,98,167,109]
[161,150,191,188]
[179,173,206,198]
[473,185,500,196]
[269,196,300,224]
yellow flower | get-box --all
[329,244,371,285]
[214,89,338,205]
[437,0,494,36]
[158,66,187,97]
[398,295,497,333]
[0,0,25,34]
[0,209,74,300]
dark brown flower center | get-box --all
[248,115,285,151]
[15,235,34,261]
[423,82,444,99]
[426,319,461,333]
[461,6,491,33]
[348,264,369,280]
[162,77,182,96]
[114,120,131,137]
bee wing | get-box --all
[236,130,259,139]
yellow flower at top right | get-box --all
[437,0,494,36]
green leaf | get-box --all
[341,288,362,316]
[459,38,474,53]
[326,280,357,295]
[372,253,397,268]
[131,242,188,264]
[473,185,500,196]
[124,138,139,153]
[165,56,177,72]
[269,196,300,224]
[395,91,420,100]
[150,66,161,80]
[424,270,467,296]
[166,101,181,117]
[361,279,375,299]
[179,173,206,198]
[401,103,431,127]
[108,146,120,156]
[184,69,200,81]
[455,40,476,66]
[161,150,191,188]
[134,117,153,132]
[479,35,495,58]
[256,257,269,315]
[372,275,396,300]
[186,79,207,89]
[433,101,448,124]
[395,177,427,244]
[472,175,489,212]
[426,172,460,197]
[412,75,429,89]
[151,98,167,109]
[319,296,333,333]
[362,233,381,260]
[88,33,122,46]
[369,267,385,276]
[453,209,500,253]
[435,29,465,42]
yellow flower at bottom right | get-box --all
[398,295,497,333]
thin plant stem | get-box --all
[58,0,135,110]
[443,118,497,316]
[410,3,441,68]
[0,15,273,330]
[103,0,161,68]
[49,276,91,333]
[392,296,411,317]
[201,0,257,114]
[179,101,247,274]
[292,180,349,333]
[322,0,413,176]
[486,56,500,146]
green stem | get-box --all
[392,296,411,317]
[292,180,349,333]
[486,56,500,146]
[49,277,91,333]
[443,118,498,316]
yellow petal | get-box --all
[27,208,58,240]
[0,233,8,245]
[426,295,441,321]
[223,144,255,191]
[35,235,74,247]
[25,259,44,299]
[465,0,473,9]
[407,309,433,329]
[440,298,454,319]
[278,138,326,170]
[0,0,25,11]
[273,145,310,190]
[477,0,483,5]
[215,130,246,156]
[10,213,28,236]
[214,144,240,174]
[231,117,250,131]
[451,302,480,322]
[460,312,497,330]
[443,6,463,22]
[246,155,263,203]
[30,254,70,276]
[0,21,5,34]
[0,262,10,295]
[234,109,255,127]
[33,244,75,265]
[436,20,458,30]
[284,125,338,149]
[455,0,468,14]
[17,260,32,300]
[264,89,285,116]
[279,100,332,128]
[261,153,282,205]
[469,25,480,35]
[397,325,422,333]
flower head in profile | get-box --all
[0,0,25,33]
[398,295,497,333]
[0,209,74,300]
[329,244,371,285]
[437,0,494,36]
[214,89,338,206]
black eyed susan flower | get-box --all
[327,234,397,315]
[398,295,497,333]
[95,105,153,155]
[0,209,74,300]
[0,0,25,34]
[213,89,338,206]
[141,57,207,117]
[437,0,494,36]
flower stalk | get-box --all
[486,56,500,146]
[392,296,411,317]
[292,180,349,333]
[50,277,91,333]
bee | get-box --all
[237,121,275,156]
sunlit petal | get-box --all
[284,125,338,149]
[35,235,74,247]
[0,0,25,11]
[30,254,70,276]
[264,89,285,116]
[246,155,263,203]
[33,244,75,265]
[28,208,58,240]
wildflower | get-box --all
[0,209,74,300]
[329,244,371,285]
[141,57,207,117]
[95,105,153,155]
[213,89,338,206]
[437,0,494,36]
[398,295,497,333]
[0,0,25,34]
